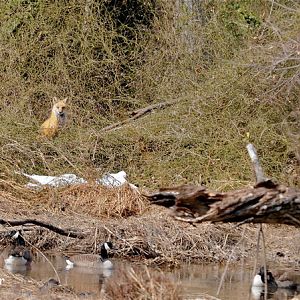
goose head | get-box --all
[252,267,278,290]
[10,230,26,246]
[100,242,113,260]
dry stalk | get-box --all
[216,225,246,296]
[21,233,61,283]
[260,224,268,300]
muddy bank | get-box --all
[0,184,299,266]
[0,183,299,299]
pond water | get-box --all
[0,252,299,300]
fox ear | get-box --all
[52,97,58,104]
[63,97,68,104]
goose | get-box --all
[65,242,113,270]
[4,230,32,266]
[252,266,300,291]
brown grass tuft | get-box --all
[33,183,147,218]
[0,268,77,300]
[105,264,182,300]
[0,179,147,219]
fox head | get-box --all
[52,97,67,118]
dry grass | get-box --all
[0,268,77,300]
[0,178,147,218]
[21,211,251,265]
[0,265,182,300]
[32,183,146,219]
[0,182,248,264]
[105,265,182,300]
[2,1,299,192]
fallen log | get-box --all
[0,218,85,239]
[146,144,300,227]
[146,181,300,227]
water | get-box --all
[0,252,299,300]
[171,264,299,300]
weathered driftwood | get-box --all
[146,144,300,227]
[146,181,300,227]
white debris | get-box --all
[19,170,138,190]
[20,172,87,189]
[97,170,127,187]
[97,171,139,190]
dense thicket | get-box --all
[0,0,299,189]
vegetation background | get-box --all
[0,0,299,190]
[0,2,299,298]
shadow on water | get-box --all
[0,251,299,300]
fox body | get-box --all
[40,97,67,139]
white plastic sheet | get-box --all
[20,170,138,190]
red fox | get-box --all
[40,97,67,139]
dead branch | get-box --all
[101,100,178,132]
[0,218,85,239]
[146,181,300,227]
[246,143,267,184]
[146,144,300,227]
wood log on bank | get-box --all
[146,180,300,227]
[146,144,300,228]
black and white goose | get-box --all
[65,242,113,270]
[4,230,32,266]
[252,266,300,291]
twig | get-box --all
[21,233,61,283]
[268,0,275,20]
[0,218,84,239]
[234,217,254,227]
[217,225,246,296]
[260,224,268,300]
[248,225,261,300]
[246,143,266,184]
[101,100,179,132]
[267,0,299,12]
[284,213,300,226]
[103,225,133,247]
[47,143,82,175]
[249,224,268,300]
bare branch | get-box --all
[0,218,85,239]
[101,100,179,132]
[246,143,267,183]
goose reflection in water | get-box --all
[64,265,112,295]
